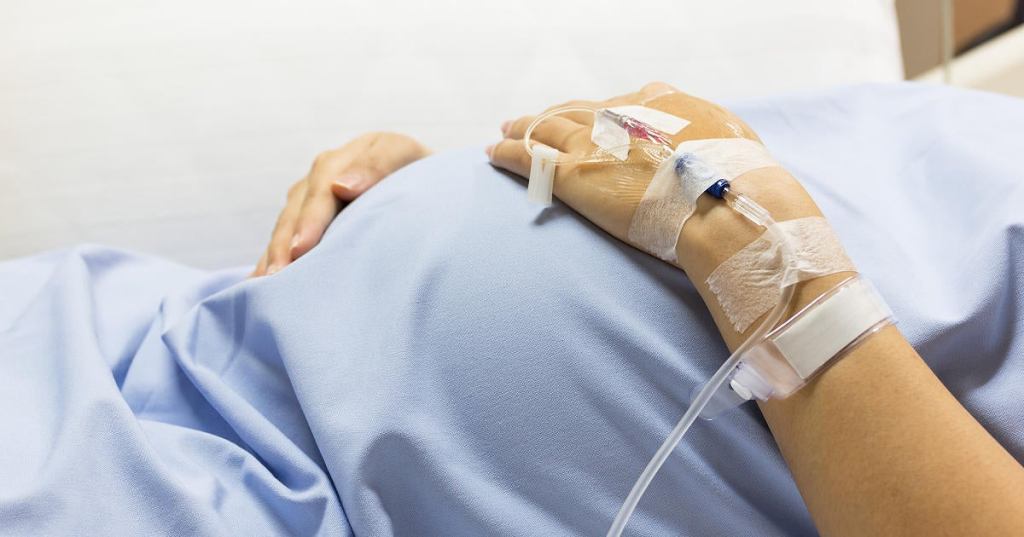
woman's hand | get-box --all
[487,82,828,346]
[488,82,759,246]
[253,132,430,277]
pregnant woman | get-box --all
[2,83,1023,536]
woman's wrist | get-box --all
[673,167,853,350]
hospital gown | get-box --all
[1,83,1023,536]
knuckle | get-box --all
[644,80,675,92]
[313,150,339,169]
[498,138,520,157]
[491,140,514,164]
[559,126,589,150]
[270,213,286,234]
[506,117,527,137]
[547,99,587,113]
[361,162,386,180]
[270,230,288,247]
[520,155,533,174]
[518,144,534,169]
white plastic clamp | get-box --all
[527,144,559,206]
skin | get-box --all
[259,83,1024,535]
[489,83,1024,536]
[252,132,430,276]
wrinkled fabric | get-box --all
[1,83,1022,536]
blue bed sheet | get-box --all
[2,83,1022,536]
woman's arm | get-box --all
[489,83,1024,536]
[685,167,1024,537]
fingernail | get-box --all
[266,264,280,275]
[289,233,301,252]
[484,145,494,159]
[500,121,511,135]
[333,174,369,191]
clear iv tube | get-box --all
[606,190,795,537]
[524,105,678,169]
[523,106,644,166]
[523,106,595,159]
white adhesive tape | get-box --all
[771,277,892,380]
[627,138,779,262]
[675,138,778,181]
[705,217,857,333]
[591,106,690,161]
[605,105,690,135]
[590,116,631,161]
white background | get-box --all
[0,0,902,268]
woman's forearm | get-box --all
[680,168,1024,536]
[759,323,1024,536]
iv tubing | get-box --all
[606,187,795,537]
[523,106,596,159]
[523,105,678,167]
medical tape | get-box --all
[705,216,856,333]
[626,138,779,262]
[592,106,690,161]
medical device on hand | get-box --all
[521,105,895,537]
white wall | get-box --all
[0,0,903,268]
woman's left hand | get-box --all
[487,82,828,347]
[253,132,430,277]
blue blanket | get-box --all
[2,83,1022,536]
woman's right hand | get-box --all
[253,132,430,277]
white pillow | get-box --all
[0,0,902,268]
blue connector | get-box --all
[705,179,730,199]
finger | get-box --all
[326,134,428,203]
[290,179,348,259]
[264,180,307,274]
[488,138,567,180]
[329,141,417,202]
[293,136,430,260]
[329,169,382,202]
[285,144,366,259]
[487,138,533,178]
[254,180,305,276]
[251,251,268,278]
[364,135,431,186]
[503,115,588,153]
